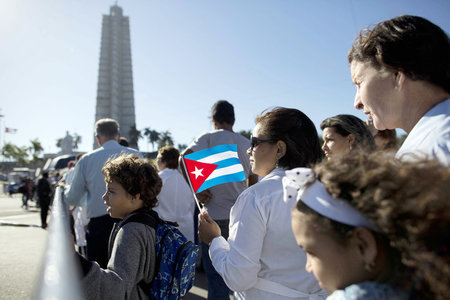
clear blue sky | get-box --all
[1,0,449,154]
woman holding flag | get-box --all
[198,107,328,300]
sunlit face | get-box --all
[322,127,351,159]
[156,154,166,172]
[102,180,141,219]
[291,209,367,293]
[350,61,400,130]
[246,123,278,177]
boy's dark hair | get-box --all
[158,146,180,169]
[102,154,162,210]
[211,100,235,125]
[348,15,450,94]
[256,107,322,169]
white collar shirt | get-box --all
[396,99,450,166]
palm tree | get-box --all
[73,134,82,149]
[128,125,142,149]
[1,142,28,164]
[149,130,160,151]
[238,130,252,139]
[143,128,151,151]
[29,139,44,164]
[144,128,161,151]
[177,144,188,152]
[158,131,174,149]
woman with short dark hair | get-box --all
[198,107,327,300]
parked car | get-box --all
[7,168,35,195]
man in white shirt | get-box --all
[182,100,257,300]
[65,118,141,268]
[348,15,450,165]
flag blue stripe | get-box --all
[197,171,246,193]
[185,144,238,161]
[213,157,242,169]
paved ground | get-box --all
[0,191,216,299]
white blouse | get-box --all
[155,168,195,242]
[209,168,327,300]
[396,98,450,166]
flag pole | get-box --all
[181,155,203,212]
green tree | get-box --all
[73,134,82,149]
[158,131,174,149]
[238,130,252,139]
[29,138,44,164]
[1,142,28,164]
[144,128,160,151]
[177,144,188,152]
[128,125,142,148]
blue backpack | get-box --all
[120,211,199,299]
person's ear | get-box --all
[276,140,287,160]
[131,193,141,203]
[394,71,406,89]
[352,227,378,269]
[211,117,219,129]
[347,133,356,148]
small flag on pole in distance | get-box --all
[5,127,18,134]
[183,144,246,193]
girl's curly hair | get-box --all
[297,151,450,299]
[102,153,162,211]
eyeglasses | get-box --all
[250,136,276,152]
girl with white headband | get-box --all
[287,152,450,300]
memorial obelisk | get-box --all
[93,4,137,149]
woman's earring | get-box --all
[365,261,375,272]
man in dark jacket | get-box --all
[37,172,52,229]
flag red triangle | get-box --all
[183,158,218,193]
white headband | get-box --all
[283,168,379,232]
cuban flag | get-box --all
[5,127,18,134]
[183,144,246,193]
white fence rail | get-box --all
[35,186,83,300]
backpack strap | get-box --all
[120,211,159,229]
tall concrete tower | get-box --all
[94,4,137,149]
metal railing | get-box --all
[35,186,83,300]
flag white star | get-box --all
[191,166,204,180]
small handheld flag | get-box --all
[183,144,246,194]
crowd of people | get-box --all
[48,15,450,300]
